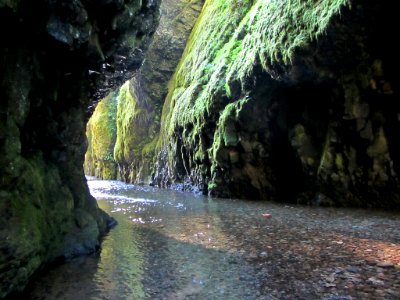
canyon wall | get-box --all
[85,0,399,209]
[0,0,160,297]
[153,0,399,207]
[85,0,204,184]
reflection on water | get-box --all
[26,178,400,299]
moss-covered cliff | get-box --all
[85,91,118,179]
[153,0,399,207]
[85,0,204,184]
[113,80,152,182]
[0,0,160,297]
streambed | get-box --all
[26,178,400,299]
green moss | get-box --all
[152,0,349,193]
[155,0,349,195]
[160,0,348,145]
[367,127,388,158]
[210,98,248,162]
[207,181,217,190]
[85,91,118,179]
[11,160,46,251]
[194,147,206,163]
[85,78,162,183]
[114,81,154,164]
[219,98,246,147]
[0,154,78,297]
[335,153,344,170]
[142,136,159,157]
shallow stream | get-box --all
[26,178,400,299]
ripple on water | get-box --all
[92,193,157,202]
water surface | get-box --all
[27,178,400,299]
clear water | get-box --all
[25,178,400,299]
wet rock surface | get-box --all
[24,179,400,299]
[0,0,160,297]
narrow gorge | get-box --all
[0,0,160,297]
[87,0,399,207]
[1,0,399,298]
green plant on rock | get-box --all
[103,152,114,161]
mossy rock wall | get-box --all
[113,80,151,182]
[0,0,160,297]
[85,92,118,180]
[110,0,204,184]
[153,0,400,208]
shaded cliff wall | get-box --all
[153,0,399,207]
[85,0,204,184]
[0,0,160,297]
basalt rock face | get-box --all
[153,0,400,208]
[85,0,204,184]
[0,0,159,297]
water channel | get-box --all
[25,178,400,299]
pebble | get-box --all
[377,262,394,268]
[387,289,400,296]
[346,266,359,273]
[367,277,385,286]
[325,283,336,288]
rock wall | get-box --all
[85,0,204,184]
[153,0,400,207]
[84,91,118,179]
[0,0,159,297]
